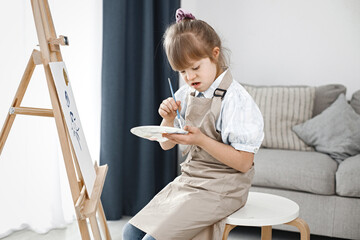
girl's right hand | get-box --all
[158,97,181,124]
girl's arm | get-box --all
[198,133,254,172]
[159,119,177,150]
[158,97,182,150]
[163,126,254,172]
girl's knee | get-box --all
[121,222,131,240]
[143,234,156,240]
[122,222,145,240]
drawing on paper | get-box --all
[50,62,96,196]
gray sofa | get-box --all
[244,84,360,239]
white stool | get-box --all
[222,192,310,240]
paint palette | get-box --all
[130,126,188,142]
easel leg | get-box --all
[89,215,102,240]
[0,51,36,154]
[98,201,112,239]
[222,224,236,240]
[77,219,91,240]
[285,218,310,240]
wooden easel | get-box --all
[0,0,111,239]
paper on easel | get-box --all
[50,62,96,197]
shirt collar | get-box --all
[195,69,228,98]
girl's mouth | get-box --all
[192,82,200,87]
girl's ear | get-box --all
[212,47,220,60]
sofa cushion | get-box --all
[336,154,360,197]
[350,90,360,115]
[313,84,346,117]
[252,148,338,195]
[243,84,315,151]
[293,94,360,163]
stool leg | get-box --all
[261,226,272,240]
[222,224,236,240]
[285,218,310,240]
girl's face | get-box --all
[179,57,219,93]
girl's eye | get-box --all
[180,70,186,74]
[192,66,200,70]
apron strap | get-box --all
[213,70,233,99]
[182,91,193,156]
[210,70,233,120]
[182,70,234,156]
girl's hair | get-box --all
[163,19,228,71]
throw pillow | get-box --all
[350,90,360,115]
[313,84,346,117]
[292,94,360,163]
[243,84,315,151]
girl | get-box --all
[123,8,264,240]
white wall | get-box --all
[182,0,360,98]
[0,0,102,160]
[0,0,102,236]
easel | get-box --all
[0,0,111,239]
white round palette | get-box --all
[130,125,188,142]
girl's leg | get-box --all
[122,222,146,240]
[143,234,156,240]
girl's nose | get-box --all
[186,72,196,81]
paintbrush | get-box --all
[167,78,183,129]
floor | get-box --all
[2,216,348,240]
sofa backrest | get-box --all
[241,83,357,153]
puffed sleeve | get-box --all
[218,83,264,153]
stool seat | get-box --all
[226,192,299,226]
[223,192,310,240]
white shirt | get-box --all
[174,70,264,153]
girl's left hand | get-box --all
[163,126,206,146]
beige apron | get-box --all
[130,70,255,240]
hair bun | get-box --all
[175,8,195,23]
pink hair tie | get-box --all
[176,8,195,23]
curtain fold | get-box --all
[101,0,180,219]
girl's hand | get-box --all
[163,126,206,146]
[158,97,181,124]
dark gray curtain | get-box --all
[100,0,180,219]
